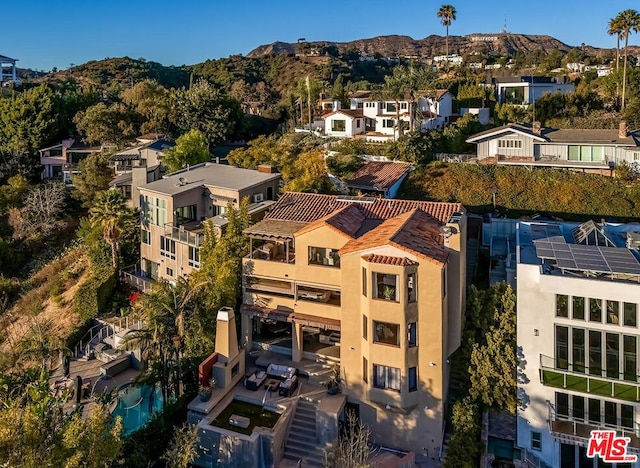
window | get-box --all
[400,102,408,110]
[408,323,417,347]
[373,364,401,391]
[309,246,340,267]
[362,267,367,297]
[624,335,637,382]
[573,395,585,420]
[160,236,176,259]
[188,247,200,268]
[363,315,368,340]
[572,328,585,373]
[531,431,541,451]
[166,267,174,277]
[589,399,601,425]
[232,362,239,377]
[556,393,569,417]
[383,119,395,128]
[331,119,346,132]
[386,102,397,113]
[589,331,602,376]
[363,357,368,383]
[373,272,399,301]
[408,367,417,392]
[212,204,228,217]
[556,295,568,318]
[605,401,617,426]
[356,119,361,128]
[606,333,620,379]
[624,303,637,327]
[142,195,167,226]
[573,296,585,320]
[590,298,602,323]
[497,139,523,149]
[373,321,400,347]
[568,145,604,162]
[175,204,197,225]
[556,325,568,370]
[607,300,620,324]
[141,229,151,245]
[407,273,416,302]
[621,404,634,429]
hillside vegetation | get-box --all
[402,163,640,220]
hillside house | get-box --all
[345,161,413,198]
[490,76,575,105]
[40,139,104,184]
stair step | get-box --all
[284,445,324,460]
[289,424,316,438]
[288,432,318,445]
[295,410,316,421]
[286,437,319,452]
[292,419,316,431]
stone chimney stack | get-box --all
[619,121,628,138]
[532,121,541,135]
[214,307,239,363]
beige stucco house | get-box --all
[239,193,467,459]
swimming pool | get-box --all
[111,384,163,435]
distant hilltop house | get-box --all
[317,89,454,141]
[465,121,640,174]
[0,54,18,86]
[40,139,105,184]
[432,54,464,67]
[489,76,575,106]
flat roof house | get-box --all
[490,76,575,106]
[136,163,280,283]
[516,219,640,467]
[466,122,640,173]
[39,138,104,184]
[240,193,467,459]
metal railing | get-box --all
[434,153,478,163]
[539,354,640,402]
[164,223,203,247]
[522,448,552,468]
[119,270,154,293]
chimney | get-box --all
[532,121,541,135]
[214,307,239,363]
[619,121,628,138]
[257,164,276,174]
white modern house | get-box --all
[322,90,455,140]
[490,76,575,106]
[0,54,18,85]
[466,122,640,172]
[39,139,104,184]
[516,219,640,467]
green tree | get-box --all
[170,79,243,145]
[469,283,518,412]
[615,10,640,109]
[0,175,29,213]
[89,190,137,268]
[443,396,481,468]
[437,5,457,70]
[74,102,139,146]
[72,153,115,207]
[163,129,211,173]
[282,150,335,193]
[120,79,172,135]
[0,84,57,176]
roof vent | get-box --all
[440,226,453,239]
[177,177,187,186]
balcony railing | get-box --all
[246,247,295,264]
[540,354,640,403]
[119,269,154,293]
[164,222,203,248]
[547,402,640,450]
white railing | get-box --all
[435,153,478,163]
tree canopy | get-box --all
[163,129,211,173]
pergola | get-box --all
[0,55,18,83]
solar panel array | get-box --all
[534,238,640,276]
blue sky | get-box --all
[4,0,638,71]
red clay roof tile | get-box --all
[346,161,413,191]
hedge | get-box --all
[74,266,117,320]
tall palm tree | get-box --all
[89,190,135,268]
[608,16,623,76]
[437,5,457,70]
[616,9,640,110]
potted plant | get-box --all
[382,285,396,301]
[321,363,342,395]
[198,377,216,402]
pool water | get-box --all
[111,384,163,435]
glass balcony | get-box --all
[539,354,640,403]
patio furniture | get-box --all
[244,370,267,391]
[229,414,250,429]
[265,379,280,394]
[278,375,299,397]
[266,364,296,380]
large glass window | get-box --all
[141,229,151,245]
[573,296,585,320]
[624,303,637,327]
[573,395,585,420]
[408,322,417,347]
[556,393,569,417]
[605,401,617,426]
[175,204,197,225]
[572,328,585,373]
[188,246,200,267]
[606,333,619,379]
[568,145,604,162]
[373,364,401,391]
[607,300,620,324]
[331,119,346,132]
[408,273,416,302]
[589,398,601,425]
[556,294,568,318]
[621,404,634,429]
[373,321,400,347]
[308,247,340,267]
[373,273,399,301]
[556,326,569,370]
[590,298,602,323]
[624,335,637,382]
[589,331,602,376]
[142,195,167,226]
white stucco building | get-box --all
[516,219,640,467]
[490,76,575,106]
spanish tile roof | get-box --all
[265,192,461,225]
[346,161,413,191]
[244,219,307,239]
[295,204,365,238]
[350,90,372,99]
[323,109,364,119]
[362,254,418,266]
[339,209,448,265]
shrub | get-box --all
[74,267,116,320]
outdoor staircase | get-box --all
[282,398,325,467]
[440,359,468,461]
